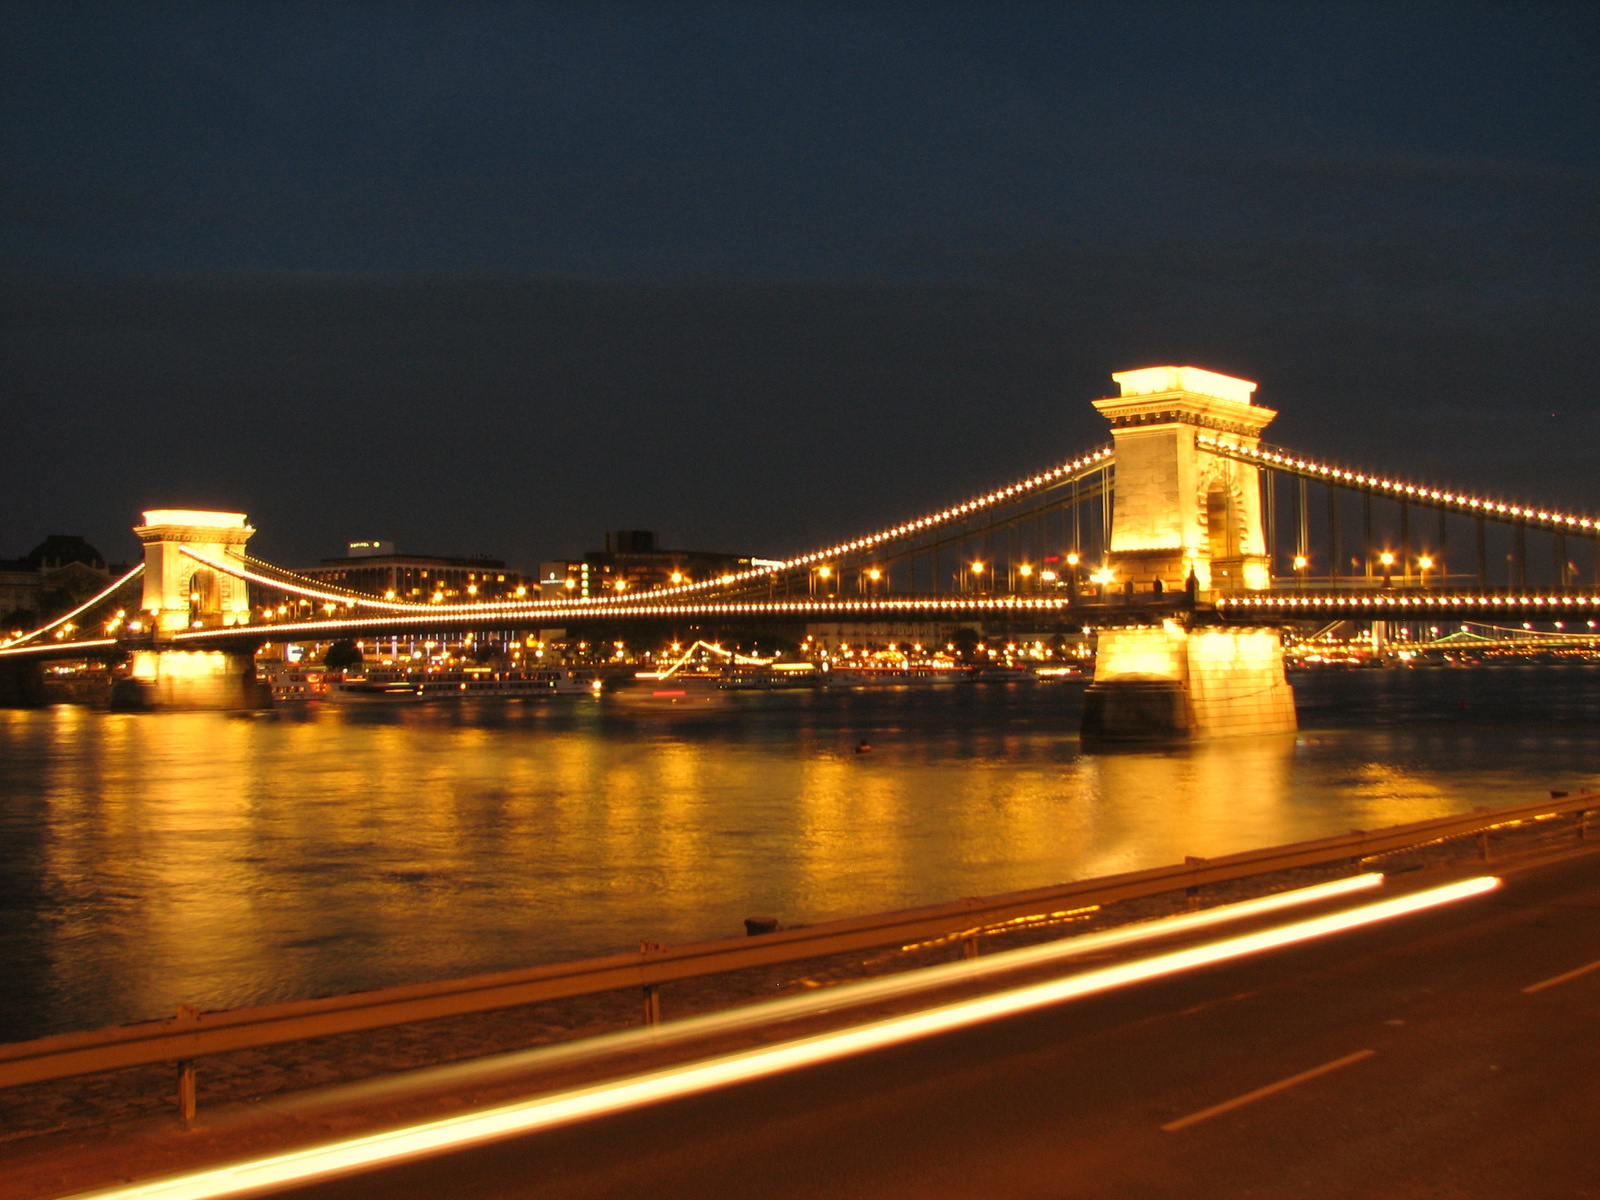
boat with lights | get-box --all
[823,664,973,687]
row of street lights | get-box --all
[808,552,1099,596]
[1289,551,1437,588]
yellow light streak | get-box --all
[66,875,1497,1200]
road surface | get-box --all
[257,853,1600,1198]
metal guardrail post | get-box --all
[177,1061,196,1123]
[640,940,662,1026]
[175,1004,199,1122]
[1184,857,1205,911]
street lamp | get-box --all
[1017,562,1033,592]
[1379,551,1395,587]
[1417,555,1433,588]
[1293,554,1308,589]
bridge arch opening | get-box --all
[188,567,218,618]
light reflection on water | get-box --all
[2,664,1597,1041]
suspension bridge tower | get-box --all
[113,510,269,710]
[1082,367,1297,740]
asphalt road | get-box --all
[277,854,1600,1199]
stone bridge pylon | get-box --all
[114,510,269,710]
[1083,367,1298,741]
[133,509,256,632]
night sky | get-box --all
[3,3,1596,570]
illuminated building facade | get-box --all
[0,536,118,626]
[299,544,531,603]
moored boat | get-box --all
[325,678,425,702]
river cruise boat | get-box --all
[553,668,604,694]
[974,665,1038,682]
[267,666,327,701]
[823,664,973,687]
[325,678,426,702]
[717,662,821,690]
[323,668,566,702]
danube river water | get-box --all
[3,664,1598,1043]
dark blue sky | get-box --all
[3,3,1597,568]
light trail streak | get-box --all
[262,873,1387,1113]
[70,875,1495,1200]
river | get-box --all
[2,664,1598,1042]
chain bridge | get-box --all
[5,366,1597,738]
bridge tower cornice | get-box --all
[1093,402,1278,441]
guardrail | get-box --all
[2,788,1594,1111]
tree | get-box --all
[323,639,363,672]
[950,627,981,661]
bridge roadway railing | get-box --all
[1,788,1596,1111]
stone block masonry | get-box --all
[1083,623,1296,741]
